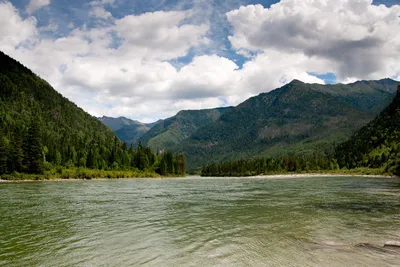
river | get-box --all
[0,176,399,266]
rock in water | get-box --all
[384,241,400,248]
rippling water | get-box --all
[1,176,400,266]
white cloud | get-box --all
[0,0,399,122]
[226,0,400,82]
[89,0,115,7]
[114,11,209,60]
[26,0,50,14]
[89,6,113,20]
[0,2,38,53]
[39,19,58,32]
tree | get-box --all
[10,132,25,173]
[25,119,43,174]
[0,136,8,174]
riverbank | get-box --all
[201,167,398,178]
[0,167,164,182]
[2,172,397,182]
[251,173,396,179]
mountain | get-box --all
[0,51,177,177]
[335,84,400,174]
[0,51,120,173]
[160,79,398,170]
[98,116,140,131]
[98,116,158,145]
[140,107,234,150]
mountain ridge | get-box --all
[162,78,398,169]
[98,116,160,145]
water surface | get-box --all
[1,176,400,266]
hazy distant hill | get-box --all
[98,116,159,145]
[168,79,398,169]
[140,107,234,150]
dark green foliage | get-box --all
[25,119,43,173]
[9,127,25,173]
[173,79,398,170]
[158,151,186,176]
[0,137,7,174]
[335,85,400,174]
[201,154,338,177]
[0,51,186,177]
[140,107,234,150]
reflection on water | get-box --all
[0,176,399,266]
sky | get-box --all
[1,0,400,122]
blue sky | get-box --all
[1,0,400,121]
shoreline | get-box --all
[250,173,396,179]
[1,173,398,182]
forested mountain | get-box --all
[335,85,400,174]
[202,84,400,177]
[167,79,398,169]
[98,116,158,145]
[98,116,140,131]
[0,51,185,177]
[140,107,234,150]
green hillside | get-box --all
[335,85,400,174]
[172,79,398,170]
[98,116,157,145]
[0,51,184,178]
[98,116,140,131]
[140,107,234,150]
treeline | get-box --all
[201,155,339,176]
[0,116,186,176]
[334,85,400,175]
[0,50,186,178]
[202,86,400,177]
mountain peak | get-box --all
[289,79,305,85]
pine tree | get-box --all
[8,127,25,173]
[25,119,43,174]
[0,136,8,174]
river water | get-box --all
[0,176,399,266]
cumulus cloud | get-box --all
[114,11,209,60]
[0,2,38,52]
[26,0,50,14]
[0,0,399,122]
[227,0,400,81]
[89,6,113,20]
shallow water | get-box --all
[0,176,400,266]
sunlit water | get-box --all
[1,176,400,266]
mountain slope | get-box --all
[98,116,140,131]
[140,107,234,150]
[98,116,157,145]
[335,85,400,174]
[171,79,398,169]
[0,51,166,176]
[0,51,121,172]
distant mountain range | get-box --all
[98,116,160,145]
[139,107,234,150]
[100,78,399,170]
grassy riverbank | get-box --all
[0,167,164,181]
[201,167,394,177]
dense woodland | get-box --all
[0,51,185,178]
[334,85,400,175]
[155,79,398,170]
[201,154,339,176]
[1,49,399,179]
[202,86,400,177]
